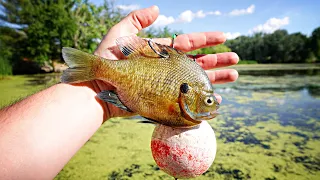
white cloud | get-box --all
[208,11,221,15]
[250,17,289,33]
[225,32,241,39]
[117,4,140,11]
[177,10,220,23]
[151,9,221,27]
[229,4,255,16]
[195,10,206,18]
[153,15,175,26]
[178,10,194,23]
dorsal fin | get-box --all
[115,35,174,59]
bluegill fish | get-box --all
[61,35,219,128]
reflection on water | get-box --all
[24,73,61,86]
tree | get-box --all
[225,35,253,61]
[0,25,28,74]
[282,33,309,63]
[72,0,123,53]
[139,26,182,38]
[309,27,320,61]
[190,44,231,55]
[0,0,77,64]
[225,29,314,63]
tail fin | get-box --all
[61,47,98,83]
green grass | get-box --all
[0,74,58,108]
[0,76,44,108]
[237,60,258,64]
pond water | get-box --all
[205,66,320,180]
[0,64,319,179]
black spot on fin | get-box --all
[116,35,173,59]
[161,49,169,56]
[97,90,132,112]
[116,35,149,58]
[148,39,170,58]
[120,46,133,56]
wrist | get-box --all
[56,82,108,122]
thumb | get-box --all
[95,5,159,56]
[116,5,160,34]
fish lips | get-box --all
[194,110,220,120]
[180,99,220,122]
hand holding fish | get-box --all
[0,5,239,179]
[73,5,239,125]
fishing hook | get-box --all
[148,39,170,58]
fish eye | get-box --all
[180,83,189,94]
[204,96,214,106]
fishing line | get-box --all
[148,39,170,58]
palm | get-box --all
[91,6,239,121]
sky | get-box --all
[93,0,319,39]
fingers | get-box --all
[206,69,239,84]
[214,93,222,104]
[188,52,239,70]
[174,32,226,52]
[116,5,159,34]
[153,32,226,52]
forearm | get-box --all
[0,83,104,179]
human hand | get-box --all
[88,5,239,121]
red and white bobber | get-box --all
[151,121,217,179]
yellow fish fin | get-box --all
[61,47,100,84]
[116,35,173,59]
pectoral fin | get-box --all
[141,116,159,124]
[97,90,132,112]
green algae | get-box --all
[0,64,319,179]
[0,74,59,108]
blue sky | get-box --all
[91,0,319,39]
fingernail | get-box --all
[232,53,239,64]
[229,70,239,82]
[151,5,159,11]
[223,32,227,39]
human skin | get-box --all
[0,6,239,180]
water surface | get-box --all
[0,64,319,179]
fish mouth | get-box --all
[195,102,220,120]
[193,110,219,120]
[180,100,219,122]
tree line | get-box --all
[0,0,183,75]
[225,29,320,64]
[0,0,123,75]
[0,0,319,75]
